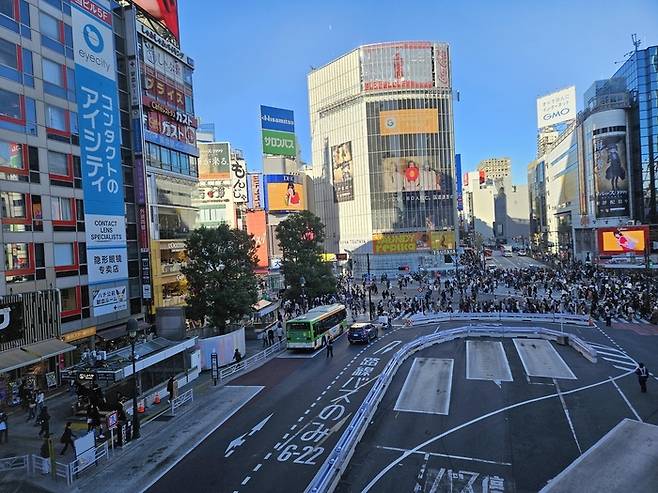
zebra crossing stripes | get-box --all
[587,342,637,372]
[593,316,653,325]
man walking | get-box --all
[636,363,649,393]
[0,410,7,444]
[326,337,333,358]
[37,406,50,438]
[276,321,284,343]
[59,422,76,455]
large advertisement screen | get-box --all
[134,0,180,42]
[598,227,647,255]
[593,134,629,217]
[72,0,129,294]
[381,156,445,193]
[372,231,455,254]
[537,86,576,129]
[245,210,269,268]
[0,301,24,344]
[264,174,305,212]
[361,42,434,91]
[331,141,354,202]
[379,109,438,135]
[199,142,230,179]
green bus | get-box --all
[286,304,348,350]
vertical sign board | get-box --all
[230,157,247,203]
[455,153,463,211]
[260,106,296,157]
[72,0,128,313]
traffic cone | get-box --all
[137,399,145,413]
[154,392,161,405]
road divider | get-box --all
[304,325,597,493]
[398,312,591,327]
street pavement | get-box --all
[486,252,546,270]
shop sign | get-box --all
[107,411,118,430]
[137,22,192,65]
[88,248,129,284]
[77,372,95,381]
[145,109,196,146]
[92,285,128,316]
[143,74,185,110]
[230,159,247,203]
[144,97,196,127]
[164,241,186,252]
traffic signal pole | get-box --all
[367,253,373,321]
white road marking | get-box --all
[252,463,262,472]
[465,340,513,383]
[290,425,296,430]
[282,433,289,439]
[297,417,304,422]
[310,403,316,408]
[614,365,637,372]
[553,379,582,454]
[304,410,310,415]
[609,376,642,422]
[434,325,442,333]
[394,358,453,415]
[248,413,274,436]
[602,356,637,366]
[597,350,631,359]
[241,476,250,485]
[373,340,402,355]
[361,371,635,492]
[376,445,512,466]
[264,453,271,460]
[513,338,576,380]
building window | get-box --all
[47,150,69,176]
[52,196,73,222]
[0,140,25,172]
[0,37,17,69]
[60,286,79,314]
[54,243,74,267]
[45,103,68,132]
[22,47,34,87]
[0,88,21,120]
[4,242,31,272]
[0,0,14,18]
[0,191,27,219]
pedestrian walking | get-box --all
[59,422,76,455]
[636,363,649,393]
[233,348,242,363]
[35,389,45,417]
[326,337,333,358]
[276,321,284,342]
[37,406,50,438]
[27,393,36,422]
[267,327,275,346]
[0,410,8,444]
[166,376,176,403]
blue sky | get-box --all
[178,0,657,185]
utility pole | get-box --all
[367,253,373,321]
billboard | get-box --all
[260,106,295,133]
[0,301,24,344]
[134,0,180,42]
[262,129,296,157]
[199,142,230,179]
[381,156,445,193]
[598,227,647,255]
[230,157,247,203]
[331,141,354,202]
[593,134,629,217]
[263,174,305,212]
[380,109,438,135]
[245,210,269,268]
[455,154,463,211]
[92,285,128,316]
[248,173,262,209]
[72,0,128,292]
[537,86,576,128]
[372,231,455,254]
[361,42,434,91]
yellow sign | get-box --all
[430,231,455,250]
[380,109,439,136]
[320,253,337,262]
[373,231,455,254]
[61,327,96,342]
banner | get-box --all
[381,156,445,193]
[380,109,438,135]
[133,0,180,42]
[0,301,24,344]
[262,129,296,157]
[593,134,629,217]
[260,106,295,133]
[245,210,268,268]
[361,42,434,91]
[92,285,128,316]
[263,174,304,212]
[455,154,463,211]
[372,231,455,254]
[230,157,247,203]
[598,227,647,255]
[331,141,354,202]
[199,142,230,179]
[537,86,576,129]
[72,0,128,294]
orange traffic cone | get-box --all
[154,392,161,405]
[137,399,145,413]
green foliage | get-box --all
[182,225,259,333]
[275,211,336,303]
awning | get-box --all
[252,299,280,318]
[0,347,40,373]
[22,339,76,359]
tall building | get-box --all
[308,41,457,275]
[537,127,559,157]
[476,157,511,181]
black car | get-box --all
[348,323,377,344]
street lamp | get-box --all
[299,276,306,311]
[127,318,140,440]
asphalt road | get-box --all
[486,251,546,270]
[337,320,658,493]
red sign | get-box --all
[133,0,180,42]
[143,72,186,110]
[245,210,269,269]
[143,95,196,128]
[145,109,196,146]
[479,170,486,184]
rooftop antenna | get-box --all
[614,34,641,64]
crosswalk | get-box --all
[586,342,637,373]
[592,316,654,325]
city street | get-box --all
[486,251,546,270]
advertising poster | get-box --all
[261,106,296,157]
[248,173,262,209]
[598,227,647,255]
[536,86,576,129]
[593,134,629,217]
[379,109,438,135]
[455,154,463,211]
[230,157,247,203]
[72,0,128,293]
[430,231,456,251]
[260,106,295,133]
[245,210,269,268]
[264,175,305,212]
[0,301,24,344]
[199,142,230,179]
[361,42,434,91]
[331,141,354,202]
[262,129,296,157]
[92,285,128,316]
[133,0,180,41]
[373,231,455,254]
[381,156,443,193]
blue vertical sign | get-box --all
[455,153,463,211]
[72,0,128,310]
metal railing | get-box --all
[219,339,287,381]
[400,311,591,327]
[170,389,194,416]
[30,454,51,475]
[59,441,110,485]
[0,454,29,474]
[305,325,596,493]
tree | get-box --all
[182,225,258,334]
[275,211,336,305]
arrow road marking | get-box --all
[224,413,275,457]
[249,412,274,436]
[373,340,402,355]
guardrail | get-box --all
[399,312,592,327]
[170,388,194,416]
[305,325,597,493]
[0,454,29,474]
[219,339,287,381]
[30,454,51,475]
[64,441,110,485]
